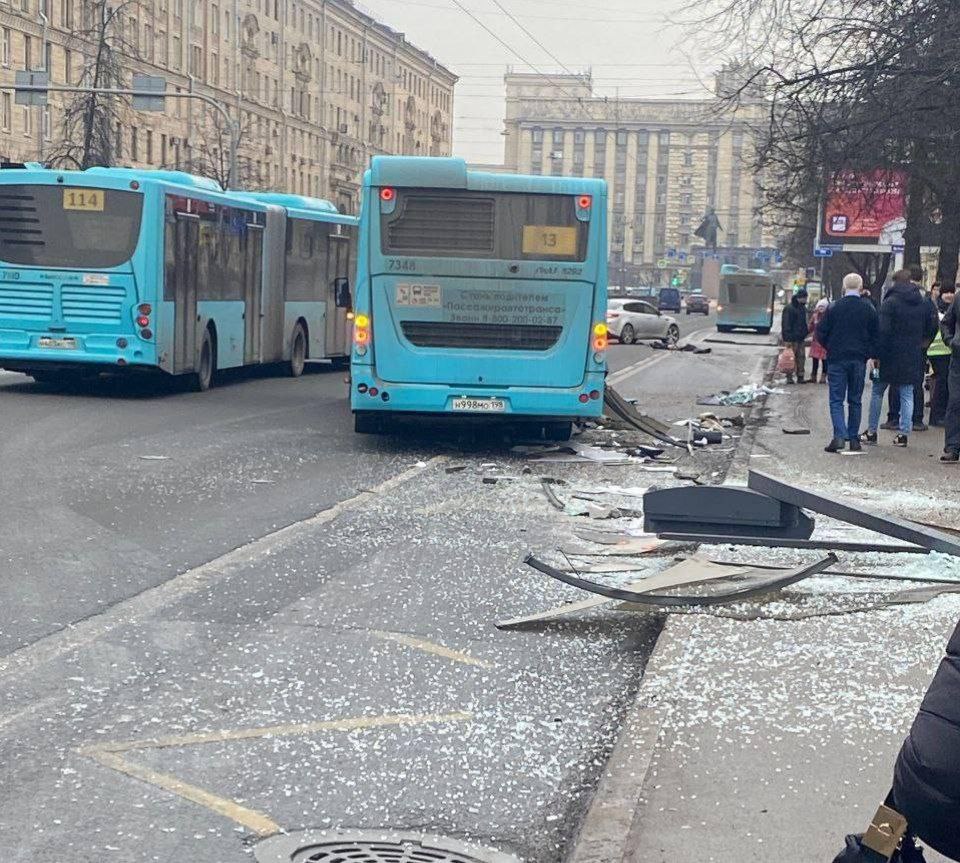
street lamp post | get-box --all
[8,77,241,189]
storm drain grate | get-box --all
[297,840,484,863]
[255,830,519,863]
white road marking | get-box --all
[0,456,447,681]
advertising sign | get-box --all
[819,169,907,252]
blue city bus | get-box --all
[717,265,777,334]
[0,165,357,389]
[350,156,608,439]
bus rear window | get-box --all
[0,184,143,269]
[382,189,588,262]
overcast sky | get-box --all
[356,0,719,165]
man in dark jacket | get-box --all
[781,288,810,383]
[941,291,960,462]
[817,273,879,452]
[863,270,940,447]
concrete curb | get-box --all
[566,350,777,863]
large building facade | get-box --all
[0,0,456,211]
[503,68,777,286]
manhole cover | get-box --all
[255,830,518,863]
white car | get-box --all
[606,298,680,346]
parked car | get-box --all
[606,299,681,345]
[657,286,683,313]
[685,292,711,315]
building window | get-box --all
[22,106,32,136]
[2,93,11,131]
[146,129,153,163]
[616,129,628,147]
[115,123,123,159]
[172,35,181,69]
[531,126,543,144]
[24,35,32,71]
[130,126,138,160]
[60,0,73,27]
[552,127,563,145]
[1,29,9,67]
[684,151,693,166]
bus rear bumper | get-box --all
[0,330,155,374]
[349,372,606,419]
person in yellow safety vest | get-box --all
[929,284,955,427]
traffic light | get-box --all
[671,276,681,286]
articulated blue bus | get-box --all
[717,265,777,334]
[350,156,608,439]
[0,165,357,389]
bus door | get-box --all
[243,223,264,364]
[326,232,352,356]
[258,207,286,363]
[172,213,200,374]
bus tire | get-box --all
[288,323,307,377]
[717,325,733,333]
[544,422,572,442]
[354,412,381,434]
[192,328,216,392]
[619,324,635,345]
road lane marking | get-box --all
[0,456,447,682]
[371,630,495,669]
[607,325,714,387]
[79,711,471,835]
[80,710,473,754]
[86,749,282,836]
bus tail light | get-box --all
[136,315,150,328]
[579,393,590,403]
[380,187,396,202]
[589,389,600,400]
[577,195,592,210]
[592,322,608,352]
[354,313,371,354]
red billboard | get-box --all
[821,169,907,251]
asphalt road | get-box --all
[0,306,750,863]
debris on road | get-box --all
[782,427,811,435]
[654,533,928,554]
[696,384,784,407]
[138,454,170,461]
[603,387,689,450]
[522,552,838,607]
[520,442,634,465]
[651,341,713,354]
[642,485,815,539]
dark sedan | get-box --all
[685,293,711,315]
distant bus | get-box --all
[350,156,608,439]
[0,165,357,390]
[717,266,777,334]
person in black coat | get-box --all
[942,293,960,462]
[863,271,940,446]
[781,288,810,383]
[833,619,960,862]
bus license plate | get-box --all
[38,336,78,350]
[452,397,506,413]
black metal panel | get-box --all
[656,533,928,554]
[748,471,960,557]
[400,321,561,350]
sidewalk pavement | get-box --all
[620,371,960,862]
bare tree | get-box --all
[47,0,142,170]
[692,0,960,284]
[183,107,259,190]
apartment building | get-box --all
[0,0,456,211]
[502,66,778,285]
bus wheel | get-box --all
[192,330,216,392]
[354,412,381,434]
[619,324,635,345]
[288,324,307,377]
[544,422,572,442]
[665,324,680,346]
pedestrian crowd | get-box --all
[781,266,960,461]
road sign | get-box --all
[666,248,676,259]
[656,259,669,269]
[15,70,48,106]
[813,247,834,258]
[132,74,166,111]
